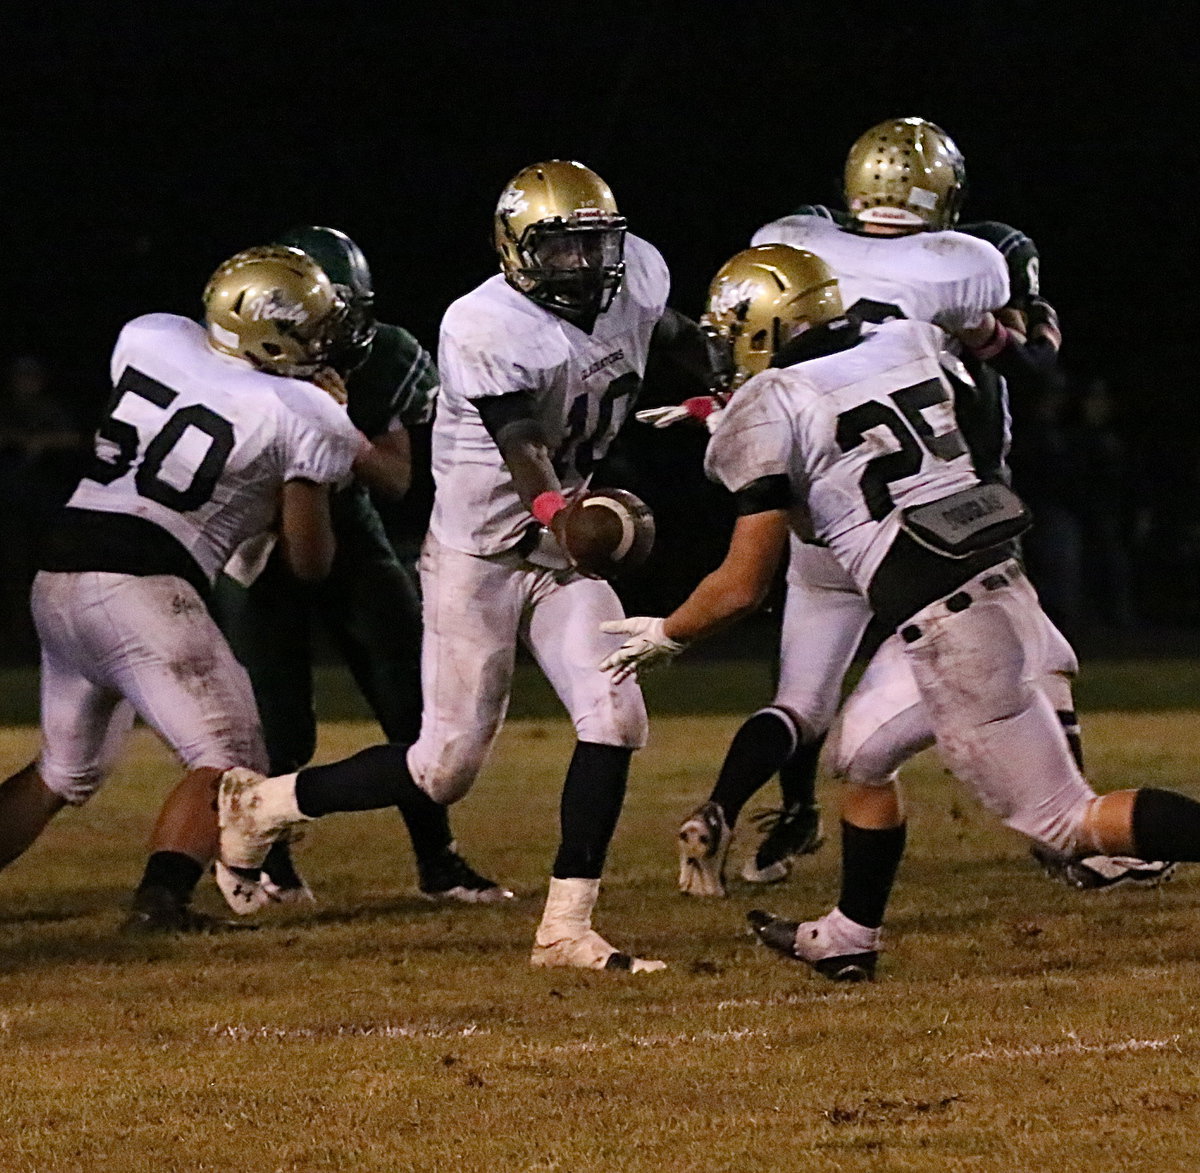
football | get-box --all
[558,489,655,580]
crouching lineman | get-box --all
[214,160,712,971]
[0,246,375,931]
[603,244,1200,981]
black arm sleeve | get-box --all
[648,307,724,393]
[732,474,793,516]
[986,331,1060,396]
[470,391,542,445]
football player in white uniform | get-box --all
[0,246,372,931]
[658,117,1167,895]
[216,161,709,971]
[605,245,1200,981]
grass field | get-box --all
[3,673,1200,1171]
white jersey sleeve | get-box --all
[267,380,368,484]
[704,375,796,494]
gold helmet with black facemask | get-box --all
[203,245,349,377]
[493,160,627,325]
[701,245,843,389]
[844,117,966,231]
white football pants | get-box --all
[772,540,873,739]
[834,561,1094,852]
[31,571,267,804]
[406,534,648,805]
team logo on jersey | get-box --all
[709,278,758,317]
[244,289,309,325]
[581,349,625,380]
[497,186,529,218]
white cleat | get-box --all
[531,928,666,973]
[213,860,273,915]
[217,768,309,872]
[677,801,732,897]
[532,876,665,972]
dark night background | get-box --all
[1,3,1197,657]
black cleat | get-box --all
[418,845,515,904]
[1030,844,1178,891]
[741,803,824,884]
[122,887,258,935]
[748,909,875,982]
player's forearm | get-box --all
[495,424,563,513]
[663,563,771,644]
[278,480,336,582]
[358,428,411,498]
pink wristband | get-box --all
[531,490,568,526]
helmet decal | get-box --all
[497,186,529,218]
[244,289,310,325]
[709,278,759,317]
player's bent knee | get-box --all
[570,679,648,750]
[40,767,105,807]
[412,737,492,805]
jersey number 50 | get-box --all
[88,367,235,512]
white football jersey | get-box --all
[705,319,979,593]
[750,214,1008,333]
[67,313,365,582]
[431,233,670,555]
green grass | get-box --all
[3,706,1200,1171]
[4,655,1200,726]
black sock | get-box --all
[400,802,455,865]
[295,743,444,823]
[137,851,204,903]
[709,708,800,828]
[552,742,632,880]
[1056,709,1084,772]
[778,731,826,811]
[836,820,907,931]
[1132,788,1200,861]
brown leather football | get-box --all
[558,489,655,580]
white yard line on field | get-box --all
[954,1034,1184,1063]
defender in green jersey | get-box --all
[130,228,511,929]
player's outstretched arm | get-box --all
[601,509,788,681]
[278,478,336,582]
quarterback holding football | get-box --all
[215,160,700,972]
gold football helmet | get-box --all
[203,245,348,377]
[493,160,627,322]
[701,245,843,388]
[844,117,966,230]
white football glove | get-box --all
[599,617,687,683]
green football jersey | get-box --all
[346,322,438,438]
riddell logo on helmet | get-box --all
[245,291,309,324]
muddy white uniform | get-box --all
[746,212,1070,748]
[706,318,1095,849]
[34,313,365,803]
[406,235,668,803]
[754,209,1077,780]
